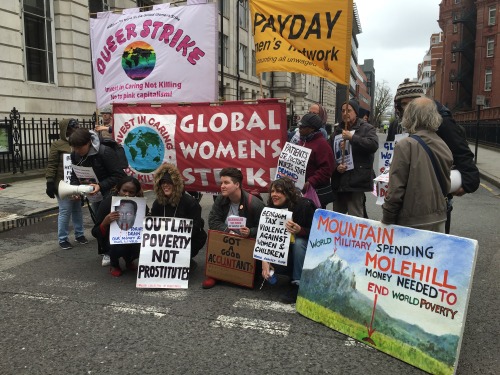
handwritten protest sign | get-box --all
[136,216,192,289]
[109,196,146,245]
[296,210,478,375]
[275,142,311,189]
[63,154,72,183]
[205,231,256,288]
[253,208,292,265]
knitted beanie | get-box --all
[347,99,359,116]
[395,78,424,101]
[300,113,323,130]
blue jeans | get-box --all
[57,195,84,243]
[275,236,308,283]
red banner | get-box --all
[113,99,287,192]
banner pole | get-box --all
[341,86,350,164]
[259,74,263,99]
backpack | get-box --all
[99,138,128,169]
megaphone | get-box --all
[58,181,94,199]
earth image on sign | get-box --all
[124,127,165,173]
[121,41,156,81]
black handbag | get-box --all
[315,184,334,207]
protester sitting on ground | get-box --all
[296,113,335,209]
[69,127,127,266]
[261,178,316,304]
[45,118,88,250]
[330,99,378,217]
[91,176,144,277]
[151,163,207,271]
[382,97,452,233]
[204,167,265,289]
[387,78,480,234]
[95,105,113,139]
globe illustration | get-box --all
[124,127,165,173]
[122,41,156,81]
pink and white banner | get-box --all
[113,99,288,192]
[90,3,218,108]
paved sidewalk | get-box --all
[0,143,498,230]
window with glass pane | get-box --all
[252,51,256,76]
[486,37,494,57]
[239,44,248,73]
[219,0,229,16]
[239,0,249,30]
[489,6,496,26]
[484,69,492,91]
[23,0,55,83]
[218,33,229,67]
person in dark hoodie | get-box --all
[151,163,207,270]
[69,127,127,266]
[45,118,87,250]
[387,78,480,233]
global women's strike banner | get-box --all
[90,3,217,108]
[297,211,478,375]
[249,0,352,84]
[113,99,287,192]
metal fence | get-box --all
[0,108,93,174]
[459,120,500,149]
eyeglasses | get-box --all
[68,119,79,129]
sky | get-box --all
[355,0,442,97]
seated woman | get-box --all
[151,163,206,269]
[261,177,316,303]
[91,176,144,277]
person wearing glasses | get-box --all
[45,118,88,250]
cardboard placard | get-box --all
[205,230,256,288]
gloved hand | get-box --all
[46,181,56,199]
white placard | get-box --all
[137,217,192,289]
[227,215,246,230]
[63,154,72,183]
[109,196,147,244]
[253,207,292,266]
[333,132,354,171]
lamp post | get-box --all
[474,95,485,164]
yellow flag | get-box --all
[250,0,353,85]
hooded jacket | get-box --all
[45,119,72,194]
[150,163,206,256]
[70,130,126,197]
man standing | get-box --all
[387,78,480,233]
[95,105,113,139]
[330,99,378,217]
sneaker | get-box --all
[75,236,89,244]
[59,240,73,250]
[110,267,122,277]
[202,277,216,289]
[101,254,111,267]
[279,285,299,304]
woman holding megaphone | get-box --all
[45,119,87,250]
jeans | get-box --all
[276,236,308,283]
[57,195,84,243]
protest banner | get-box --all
[109,196,146,245]
[296,210,478,375]
[253,207,292,265]
[90,3,217,108]
[274,142,310,189]
[250,0,352,84]
[137,216,192,289]
[113,99,287,191]
[205,230,256,288]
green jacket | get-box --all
[45,119,72,193]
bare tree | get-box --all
[373,81,393,127]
